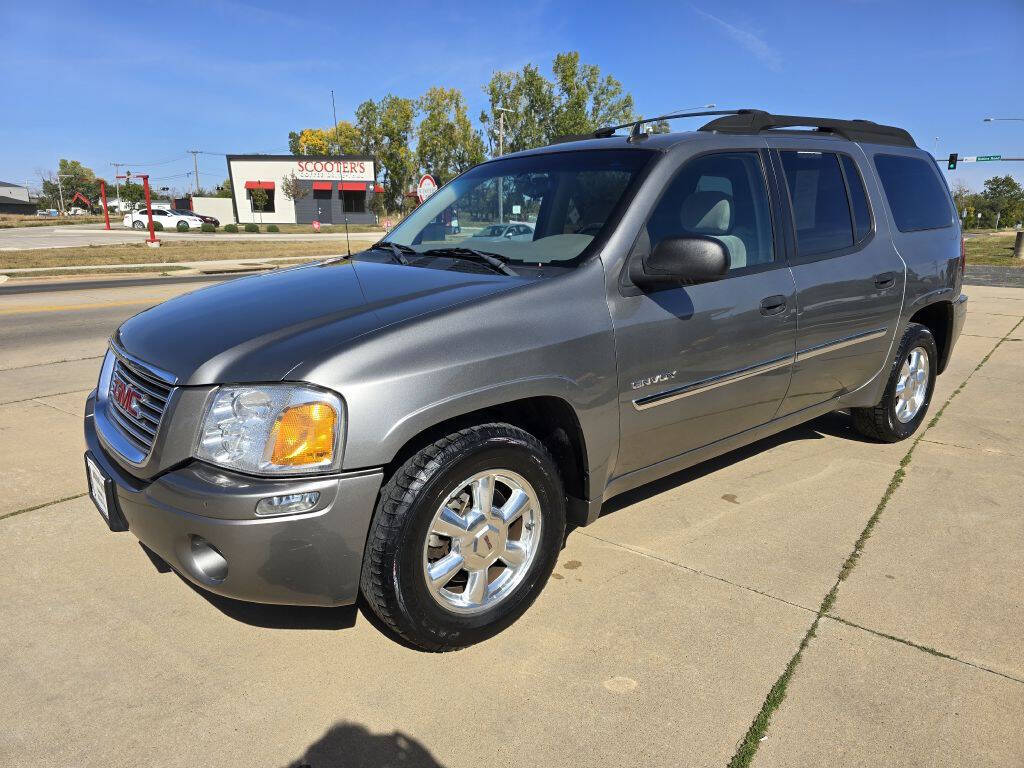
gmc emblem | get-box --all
[110,378,145,419]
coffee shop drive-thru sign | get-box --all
[294,159,374,182]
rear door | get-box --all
[611,148,797,477]
[767,138,906,416]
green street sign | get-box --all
[977,155,1002,161]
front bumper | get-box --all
[85,393,382,607]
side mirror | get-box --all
[629,236,730,288]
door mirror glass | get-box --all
[630,236,729,287]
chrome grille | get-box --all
[106,356,173,456]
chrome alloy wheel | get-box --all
[895,346,930,423]
[422,470,542,615]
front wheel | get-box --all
[176,220,190,232]
[852,322,937,442]
[360,423,565,651]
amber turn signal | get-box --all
[267,402,336,466]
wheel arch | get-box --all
[379,395,593,525]
[908,299,954,374]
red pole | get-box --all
[141,174,158,244]
[100,180,111,230]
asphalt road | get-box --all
[2,278,1022,767]
[0,225,375,250]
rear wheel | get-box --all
[360,423,565,651]
[852,322,937,442]
[131,220,144,230]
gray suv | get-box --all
[84,109,967,650]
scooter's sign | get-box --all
[295,160,374,181]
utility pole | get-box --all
[331,89,339,154]
[56,173,66,214]
[111,162,125,211]
[187,150,200,194]
[496,107,511,224]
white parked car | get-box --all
[470,222,535,242]
[123,208,203,231]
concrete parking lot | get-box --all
[1,275,1021,767]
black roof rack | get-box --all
[699,109,916,147]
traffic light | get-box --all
[947,153,958,170]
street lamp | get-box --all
[983,117,1024,122]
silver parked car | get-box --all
[84,109,967,650]
[470,222,535,241]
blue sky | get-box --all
[3,0,1022,194]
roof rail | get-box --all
[699,109,917,147]
[549,109,746,145]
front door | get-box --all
[611,149,797,477]
[314,188,333,223]
[766,141,906,416]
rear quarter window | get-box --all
[873,154,953,232]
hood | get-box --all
[115,259,531,385]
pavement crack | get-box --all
[572,529,818,615]
[0,354,103,372]
[0,492,88,522]
[0,388,91,408]
[726,316,1024,768]
[823,616,1024,686]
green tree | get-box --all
[480,63,555,154]
[249,187,268,222]
[416,87,486,185]
[950,180,973,218]
[549,51,635,138]
[42,159,103,212]
[215,178,233,198]
[357,95,418,214]
[119,181,145,208]
[480,52,636,153]
[980,175,1024,228]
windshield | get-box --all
[385,149,654,266]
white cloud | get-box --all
[693,8,783,72]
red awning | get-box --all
[312,181,332,191]
[244,180,274,190]
[339,181,366,191]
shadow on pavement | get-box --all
[593,410,870,520]
[178,575,359,630]
[284,722,445,768]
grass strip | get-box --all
[727,315,1024,768]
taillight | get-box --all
[960,237,966,276]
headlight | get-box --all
[195,384,343,475]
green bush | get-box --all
[200,222,216,233]
[244,223,259,233]
[267,224,280,233]
[152,220,164,231]
[176,220,190,232]
[224,223,238,233]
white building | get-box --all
[226,154,379,225]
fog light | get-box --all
[255,491,320,517]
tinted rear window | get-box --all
[780,151,853,256]
[840,155,872,242]
[873,155,952,232]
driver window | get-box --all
[645,152,774,271]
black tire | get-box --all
[360,423,566,651]
[176,220,190,232]
[852,322,938,442]
[132,220,144,230]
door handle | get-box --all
[874,272,896,289]
[760,295,787,316]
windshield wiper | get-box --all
[426,247,517,276]
[370,241,417,266]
